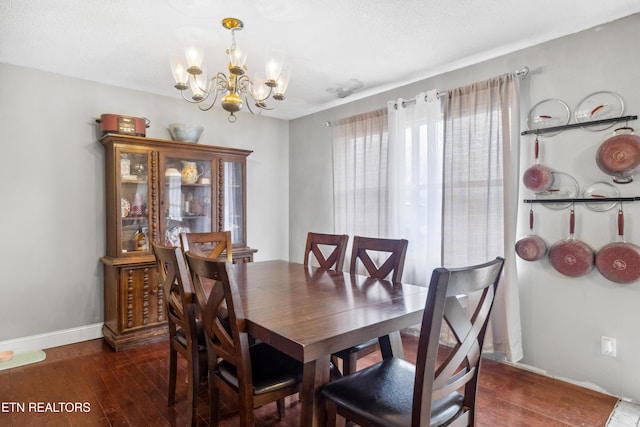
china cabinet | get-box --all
[100,133,256,350]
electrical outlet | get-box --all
[601,336,617,357]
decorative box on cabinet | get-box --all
[100,133,256,351]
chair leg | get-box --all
[326,400,345,427]
[199,356,208,384]
[168,347,177,405]
[335,353,358,426]
[239,402,254,427]
[276,398,285,419]
[209,377,220,427]
[187,360,199,427]
[343,353,358,376]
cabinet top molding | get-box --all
[100,133,253,157]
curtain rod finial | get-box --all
[516,67,529,79]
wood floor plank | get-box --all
[0,335,618,426]
[478,359,616,426]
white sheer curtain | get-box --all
[387,90,443,287]
[332,109,389,238]
[442,74,523,362]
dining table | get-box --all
[227,259,429,427]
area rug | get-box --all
[0,350,46,371]
[606,400,640,427]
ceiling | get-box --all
[2,0,639,120]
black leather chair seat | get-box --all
[218,342,303,395]
[321,358,463,427]
[175,320,206,350]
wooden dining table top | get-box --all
[226,259,429,426]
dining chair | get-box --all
[321,257,505,427]
[349,235,408,282]
[152,243,207,427]
[303,232,349,271]
[332,236,409,375]
[180,231,233,261]
[185,252,303,427]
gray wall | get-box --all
[0,63,289,340]
[289,14,640,401]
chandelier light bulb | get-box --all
[229,46,247,75]
[185,46,204,74]
[251,72,269,103]
[170,55,189,90]
[264,46,285,85]
[189,71,207,101]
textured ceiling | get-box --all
[1,0,639,120]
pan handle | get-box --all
[569,209,575,236]
[618,207,624,238]
[613,126,634,135]
[529,208,534,231]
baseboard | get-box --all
[0,323,103,354]
[508,360,616,398]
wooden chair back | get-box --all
[180,231,232,262]
[413,257,505,426]
[303,232,349,271]
[185,253,240,366]
[349,236,408,282]
[152,243,204,426]
[154,242,194,327]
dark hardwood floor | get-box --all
[0,334,617,426]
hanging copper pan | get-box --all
[523,137,554,193]
[515,207,547,261]
[595,207,640,284]
[595,127,640,184]
[549,209,594,277]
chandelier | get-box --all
[170,18,290,123]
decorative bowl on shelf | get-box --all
[168,123,204,143]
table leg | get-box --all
[300,354,331,427]
[378,330,404,360]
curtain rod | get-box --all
[325,66,529,126]
[394,66,530,109]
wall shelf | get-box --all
[521,115,637,136]
[523,197,640,204]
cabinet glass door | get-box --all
[223,161,244,245]
[162,157,213,247]
[120,151,150,254]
